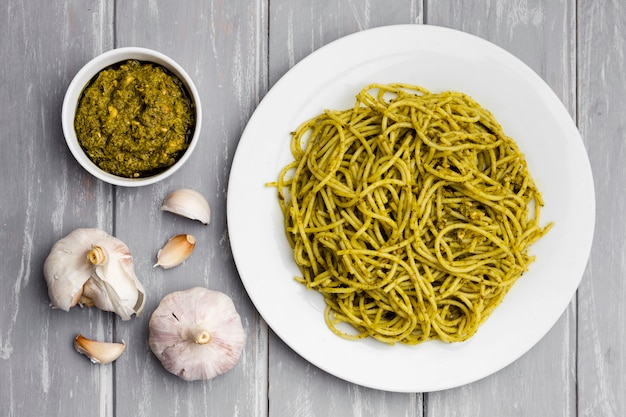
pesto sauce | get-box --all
[74,60,195,178]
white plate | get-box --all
[227,25,594,392]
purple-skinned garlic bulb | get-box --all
[148,287,246,381]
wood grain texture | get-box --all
[111,1,269,416]
[1,0,623,416]
[425,1,578,416]
[266,2,424,416]
[577,1,626,416]
[0,1,116,416]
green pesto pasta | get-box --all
[273,83,552,345]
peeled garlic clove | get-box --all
[154,234,196,269]
[161,188,211,225]
[74,334,126,364]
[149,287,246,381]
[43,228,145,320]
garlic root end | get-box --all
[87,245,107,265]
[193,328,211,345]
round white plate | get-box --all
[227,25,595,392]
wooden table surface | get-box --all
[1,1,623,416]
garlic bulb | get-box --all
[149,287,246,381]
[154,234,196,269]
[74,334,126,364]
[161,188,211,225]
[43,228,146,320]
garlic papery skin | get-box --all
[154,234,196,269]
[43,228,146,320]
[161,188,211,225]
[149,287,246,381]
[74,334,126,364]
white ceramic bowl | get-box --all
[62,47,202,187]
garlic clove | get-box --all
[161,188,211,225]
[43,228,146,320]
[154,234,196,269]
[74,334,126,364]
[148,287,246,381]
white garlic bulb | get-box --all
[149,287,246,381]
[43,228,145,321]
[161,188,211,225]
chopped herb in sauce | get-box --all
[74,60,195,178]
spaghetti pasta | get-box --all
[273,83,551,345]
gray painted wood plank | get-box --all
[0,1,116,416]
[427,0,578,415]
[577,1,626,416]
[112,1,269,416]
[266,1,424,416]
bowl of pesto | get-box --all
[62,47,202,186]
